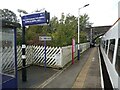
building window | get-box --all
[115,38,120,77]
[108,39,115,63]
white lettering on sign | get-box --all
[23,17,45,24]
[21,12,47,26]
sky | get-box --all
[0,0,119,26]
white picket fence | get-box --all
[2,43,90,72]
[32,46,61,67]
[17,45,62,68]
[2,47,15,73]
[17,46,33,67]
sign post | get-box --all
[39,36,52,70]
[22,26,26,82]
[44,40,47,70]
[21,11,50,82]
[72,38,75,64]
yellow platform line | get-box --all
[72,47,97,88]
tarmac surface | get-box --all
[44,48,92,88]
[18,65,58,88]
[72,47,101,88]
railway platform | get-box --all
[72,47,101,88]
[44,47,101,88]
[17,47,102,89]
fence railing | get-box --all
[2,43,90,72]
[61,43,90,67]
[32,46,61,67]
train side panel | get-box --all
[100,18,120,89]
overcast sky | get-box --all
[0,0,119,26]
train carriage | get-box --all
[100,18,120,89]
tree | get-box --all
[80,31,87,43]
[50,13,90,46]
[79,13,90,31]
[16,9,91,46]
[0,9,21,45]
[1,9,19,23]
[50,13,78,46]
[49,16,59,33]
[16,28,22,45]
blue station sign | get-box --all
[21,11,50,26]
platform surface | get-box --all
[72,47,101,88]
[17,47,101,89]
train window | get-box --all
[108,39,115,63]
[115,38,120,77]
[103,41,105,49]
[101,41,103,47]
[105,40,108,54]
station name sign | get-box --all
[39,36,52,41]
[21,11,50,26]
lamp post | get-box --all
[78,4,89,60]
